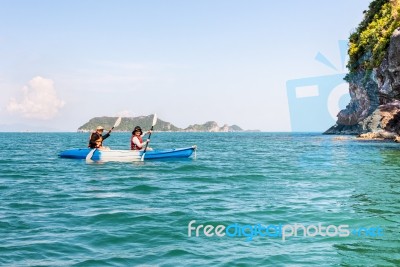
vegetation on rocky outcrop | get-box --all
[326,0,400,140]
[346,0,400,76]
[78,115,180,132]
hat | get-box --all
[96,126,104,130]
[132,126,143,135]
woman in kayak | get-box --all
[131,126,152,151]
[88,126,113,149]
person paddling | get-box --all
[131,126,152,151]
[88,126,113,149]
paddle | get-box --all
[141,113,157,161]
[86,117,122,162]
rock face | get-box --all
[325,28,400,139]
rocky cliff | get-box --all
[325,0,400,140]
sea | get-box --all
[0,132,399,266]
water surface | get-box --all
[0,132,399,266]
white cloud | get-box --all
[7,76,65,120]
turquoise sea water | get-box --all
[0,132,399,266]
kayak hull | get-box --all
[59,146,196,162]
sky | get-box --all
[0,0,371,132]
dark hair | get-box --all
[132,126,143,135]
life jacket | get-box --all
[131,135,143,150]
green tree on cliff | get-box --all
[347,0,400,75]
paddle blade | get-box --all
[114,117,122,128]
[152,114,157,126]
[86,149,96,163]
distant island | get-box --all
[78,115,256,132]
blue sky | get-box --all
[0,0,371,131]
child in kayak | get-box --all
[131,126,152,150]
[88,126,113,149]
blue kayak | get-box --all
[59,146,197,162]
